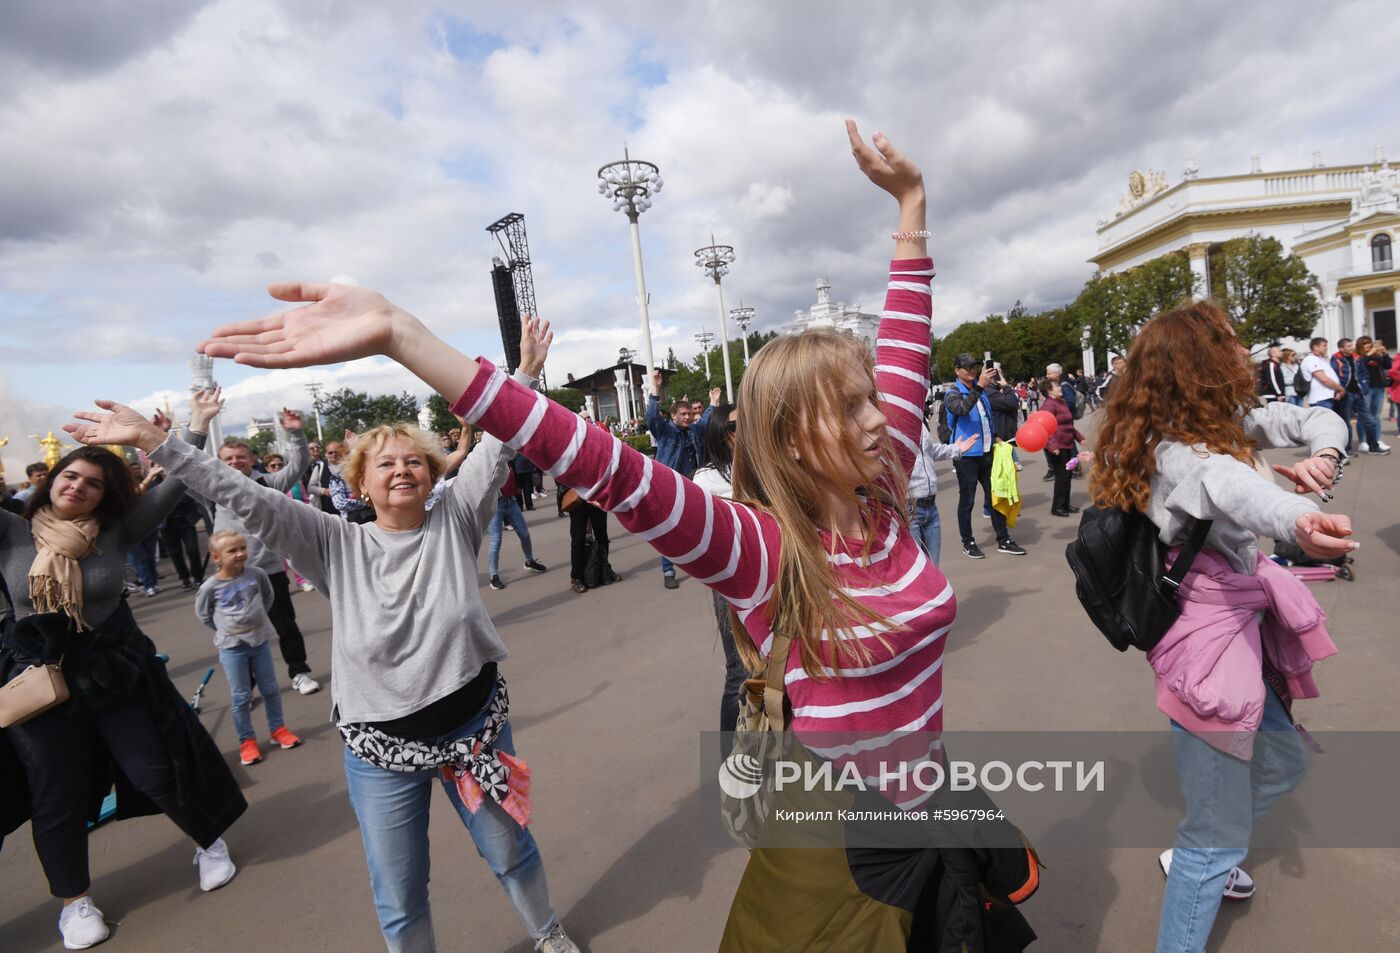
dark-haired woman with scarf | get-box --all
[0,389,243,951]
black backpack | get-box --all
[1065,508,1212,652]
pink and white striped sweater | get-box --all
[454,258,952,806]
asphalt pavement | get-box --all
[2,428,1397,952]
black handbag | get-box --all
[1065,507,1212,652]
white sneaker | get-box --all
[195,837,236,891]
[1158,848,1255,899]
[292,673,321,695]
[1377,440,1392,451]
[59,897,110,949]
[300,582,315,592]
[534,924,581,953]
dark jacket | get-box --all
[1359,351,1393,390]
[645,396,712,476]
[985,386,1021,443]
[1330,352,1362,394]
[1258,359,1286,398]
[1,600,247,846]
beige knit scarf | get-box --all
[29,506,101,632]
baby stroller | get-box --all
[1269,538,1355,582]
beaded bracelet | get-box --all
[891,229,931,240]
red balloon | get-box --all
[1016,422,1050,452]
[1027,411,1056,434]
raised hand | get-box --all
[845,120,924,204]
[651,368,663,396]
[518,315,553,379]
[199,282,402,369]
[151,409,173,433]
[1294,511,1357,559]
[189,387,225,432]
[66,401,168,454]
[280,407,304,431]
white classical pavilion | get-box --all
[781,277,881,348]
[1088,150,1400,371]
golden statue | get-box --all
[31,431,69,471]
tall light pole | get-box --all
[694,235,736,402]
[304,382,325,443]
[694,329,715,380]
[597,147,663,385]
[730,304,755,367]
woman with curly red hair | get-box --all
[1092,301,1354,953]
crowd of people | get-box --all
[0,122,1371,953]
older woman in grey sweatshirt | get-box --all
[66,325,578,953]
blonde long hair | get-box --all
[729,329,908,679]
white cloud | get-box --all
[1,0,1396,424]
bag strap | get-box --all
[1162,517,1213,591]
[761,633,793,731]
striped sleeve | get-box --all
[452,363,781,607]
[875,257,935,476]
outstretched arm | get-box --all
[65,403,339,578]
[847,120,932,476]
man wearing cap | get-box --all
[942,353,1027,559]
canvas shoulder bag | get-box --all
[719,631,794,849]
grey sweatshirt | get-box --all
[1147,401,1348,574]
[183,429,309,578]
[151,426,517,723]
[195,566,276,650]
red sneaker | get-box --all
[270,726,303,750]
[239,739,263,765]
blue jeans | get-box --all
[660,555,675,576]
[127,532,158,588]
[1157,688,1307,953]
[1359,388,1385,449]
[487,497,535,577]
[909,497,942,566]
[217,641,285,742]
[1286,395,1303,407]
[343,697,558,953]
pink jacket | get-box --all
[1147,548,1336,759]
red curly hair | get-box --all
[1091,300,1259,513]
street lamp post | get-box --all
[598,147,663,385]
[305,382,325,444]
[694,329,715,380]
[694,236,736,402]
[730,304,755,366]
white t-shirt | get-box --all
[1300,353,1336,405]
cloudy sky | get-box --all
[2,0,1395,474]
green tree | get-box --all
[245,430,277,458]
[544,387,584,412]
[1210,234,1321,348]
[319,388,420,438]
[423,394,457,434]
[1072,251,1197,359]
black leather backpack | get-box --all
[1065,507,1212,652]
